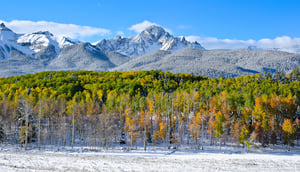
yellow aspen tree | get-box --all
[282,119,295,150]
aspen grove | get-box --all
[0,69,299,151]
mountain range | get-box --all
[0,23,299,78]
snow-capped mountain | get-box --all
[0,23,36,60]
[17,31,60,62]
[0,23,18,42]
[0,23,131,76]
[16,32,81,62]
[0,23,299,78]
[95,25,204,57]
[0,23,82,61]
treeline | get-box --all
[0,68,299,151]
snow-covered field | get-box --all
[0,146,299,172]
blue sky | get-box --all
[1,0,300,50]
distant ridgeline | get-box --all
[0,69,299,151]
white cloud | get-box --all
[186,35,300,53]
[256,36,300,51]
[0,20,111,39]
[128,20,172,33]
[128,20,158,33]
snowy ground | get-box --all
[0,145,299,171]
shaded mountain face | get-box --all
[0,23,18,42]
[95,25,204,57]
[0,48,45,77]
[47,43,116,71]
[0,23,299,78]
[0,23,32,60]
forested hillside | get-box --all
[0,68,299,151]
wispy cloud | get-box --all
[0,20,111,40]
[186,35,300,53]
[128,20,172,33]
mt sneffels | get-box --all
[0,23,299,78]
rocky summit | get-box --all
[95,25,203,57]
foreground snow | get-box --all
[0,147,299,172]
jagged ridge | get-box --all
[95,25,204,57]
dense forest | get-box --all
[0,68,299,151]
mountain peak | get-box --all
[140,25,170,40]
[95,25,203,57]
[32,31,54,36]
[58,36,81,48]
[0,23,17,42]
[143,25,166,33]
[0,23,6,28]
[0,23,12,31]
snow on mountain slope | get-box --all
[0,23,18,42]
[0,23,81,61]
[104,51,130,66]
[58,36,81,48]
[47,43,115,71]
[17,31,60,60]
[0,42,9,60]
[0,48,46,77]
[1,23,300,78]
[0,23,18,60]
[0,23,34,59]
[96,25,204,57]
[113,49,171,71]
[115,48,300,78]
